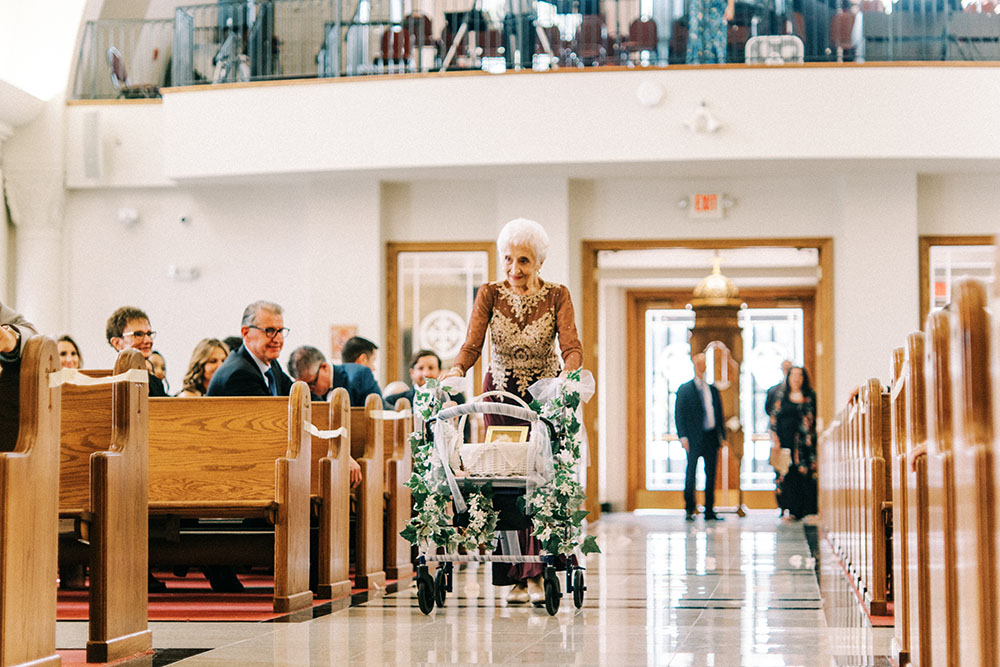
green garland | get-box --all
[524,368,601,557]
[401,373,600,558]
[401,379,500,552]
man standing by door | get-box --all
[675,352,727,521]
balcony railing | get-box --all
[72,19,174,100]
[70,0,1000,99]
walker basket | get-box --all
[459,441,529,477]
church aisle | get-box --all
[57,512,894,665]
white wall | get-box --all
[918,174,1000,237]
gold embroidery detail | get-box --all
[496,281,553,321]
[488,309,560,394]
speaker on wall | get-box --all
[82,110,103,181]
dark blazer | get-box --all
[764,382,784,418]
[318,362,382,407]
[675,378,726,449]
[149,373,169,397]
[207,344,293,397]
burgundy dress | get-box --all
[452,280,583,584]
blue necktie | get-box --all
[265,368,277,396]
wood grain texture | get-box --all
[147,385,314,613]
[0,336,61,667]
[351,395,385,590]
[87,350,152,662]
[889,348,910,662]
[383,397,413,580]
[948,279,997,667]
[312,388,351,599]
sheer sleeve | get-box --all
[555,285,583,371]
[451,283,496,373]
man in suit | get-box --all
[765,359,793,418]
[0,301,39,451]
[675,352,727,521]
[286,344,366,488]
[385,348,470,441]
[287,344,381,407]
[341,336,378,372]
[201,300,293,592]
[208,301,293,397]
[106,306,169,397]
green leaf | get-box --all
[571,509,590,525]
[580,535,601,555]
[400,524,418,545]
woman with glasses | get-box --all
[178,339,230,397]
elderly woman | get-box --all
[177,338,230,397]
[442,218,582,605]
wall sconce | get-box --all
[684,102,722,134]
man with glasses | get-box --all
[106,306,168,397]
[287,344,381,408]
[207,301,293,397]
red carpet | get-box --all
[822,533,895,628]
[57,571,376,622]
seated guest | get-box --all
[177,338,230,397]
[57,335,83,369]
[387,349,469,440]
[208,301,293,397]
[0,302,39,452]
[222,335,243,357]
[150,350,168,394]
[288,344,381,407]
[286,345,364,488]
[106,307,168,397]
[341,336,378,372]
[202,301,293,592]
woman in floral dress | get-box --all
[686,0,736,64]
[769,366,818,519]
[442,217,582,605]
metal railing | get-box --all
[69,0,1000,98]
[72,19,174,99]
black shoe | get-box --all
[203,566,245,593]
[148,572,167,593]
[703,512,724,521]
[685,512,696,522]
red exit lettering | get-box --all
[694,194,718,212]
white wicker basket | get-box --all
[458,442,529,477]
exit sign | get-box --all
[689,193,724,219]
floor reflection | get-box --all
[63,511,893,666]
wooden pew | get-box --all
[309,387,352,599]
[948,278,997,667]
[889,345,910,665]
[861,378,892,616]
[58,349,152,663]
[0,337,60,667]
[146,383,314,613]
[350,394,385,589]
[924,309,958,667]
[383,397,413,581]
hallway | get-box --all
[57,513,893,665]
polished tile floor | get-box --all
[57,512,893,665]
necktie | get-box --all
[265,368,277,396]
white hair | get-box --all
[497,218,549,264]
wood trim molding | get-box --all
[918,234,996,328]
[384,241,495,390]
[583,237,834,512]
[624,287,816,510]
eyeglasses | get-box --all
[121,330,156,340]
[303,364,324,389]
[249,326,290,339]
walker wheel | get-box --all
[573,569,585,609]
[416,569,435,615]
[434,567,447,607]
[544,567,561,615]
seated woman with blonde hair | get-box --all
[178,338,230,397]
